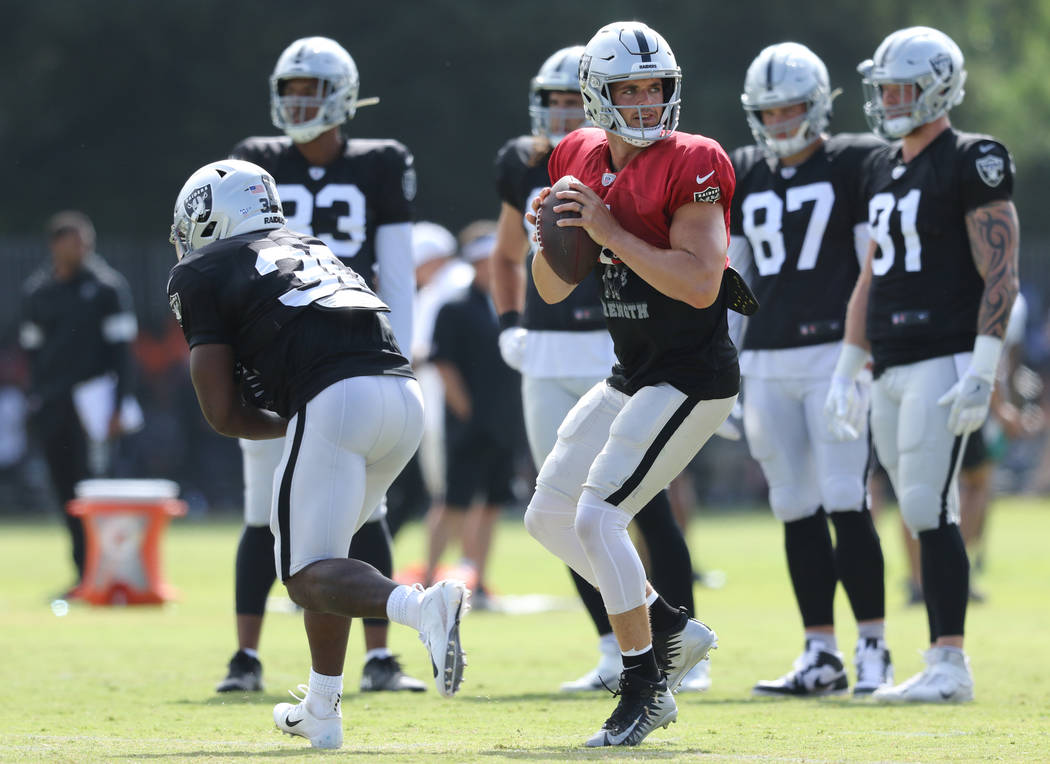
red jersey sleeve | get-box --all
[667,138,736,217]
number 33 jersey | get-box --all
[166,229,412,418]
[229,135,415,289]
[730,133,884,351]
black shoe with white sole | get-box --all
[584,671,677,747]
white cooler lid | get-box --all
[74,479,180,500]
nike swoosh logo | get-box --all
[696,170,715,184]
[285,715,303,727]
[939,690,955,700]
[979,143,996,154]
[606,716,642,745]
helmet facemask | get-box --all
[269,36,361,144]
[740,42,834,159]
[579,22,682,148]
[529,45,588,145]
[858,27,966,139]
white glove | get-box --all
[714,399,743,441]
[498,327,527,372]
[937,335,1003,436]
[823,344,871,442]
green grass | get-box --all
[1,497,1049,762]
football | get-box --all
[537,175,602,284]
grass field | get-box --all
[1,497,1048,762]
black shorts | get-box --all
[444,428,516,509]
[961,428,989,471]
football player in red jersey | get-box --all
[490,45,711,694]
[827,26,1020,702]
[523,21,752,747]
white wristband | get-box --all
[971,335,1004,381]
[832,343,870,381]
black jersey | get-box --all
[549,128,739,399]
[494,135,605,333]
[20,254,135,403]
[230,136,415,290]
[861,129,1014,376]
[166,228,412,418]
[730,133,884,350]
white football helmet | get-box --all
[170,159,285,260]
[270,36,360,143]
[579,21,681,147]
[858,26,966,139]
[529,45,587,145]
[741,42,835,158]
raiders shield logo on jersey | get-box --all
[694,187,721,203]
[169,292,183,325]
[976,155,1005,187]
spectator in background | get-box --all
[424,221,525,607]
[18,210,138,596]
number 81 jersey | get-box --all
[230,135,415,289]
[729,133,884,351]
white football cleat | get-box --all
[652,609,718,693]
[752,639,849,697]
[677,657,712,692]
[273,685,342,749]
[873,647,973,703]
[853,637,894,696]
[418,580,469,697]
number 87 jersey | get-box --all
[729,133,885,352]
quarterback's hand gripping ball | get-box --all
[537,175,602,284]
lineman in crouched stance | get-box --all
[166,159,467,749]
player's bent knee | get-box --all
[524,488,577,546]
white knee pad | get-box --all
[574,490,646,615]
[524,487,597,587]
[821,475,866,513]
[899,484,955,534]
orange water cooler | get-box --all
[67,479,186,605]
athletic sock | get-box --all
[306,669,342,718]
[621,645,661,682]
[648,593,682,633]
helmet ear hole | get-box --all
[201,221,217,238]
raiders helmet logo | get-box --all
[929,52,953,80]
[169,292,183,325]
[183,184,213,223]
[694,187,721,203]
[976,155,1005,187]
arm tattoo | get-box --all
[966,201,1020,339]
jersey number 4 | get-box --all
[868,190,922,276]
[741,182,834,276]
[278,183,367,259]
